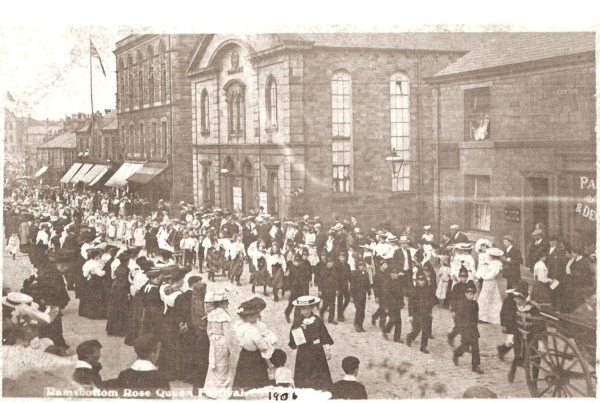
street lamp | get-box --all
[385,149,404,178]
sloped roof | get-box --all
[101,110,118,131]
[434,32,595,78]
[37,131,76,149]
[277,32,506,52]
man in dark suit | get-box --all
[502,235,523,290]
[527,229,550,269]
[546,236,567,311]
[448,224,469,245]
[383,236,409,343]
[349,260,371,332]
[331,356,368,400]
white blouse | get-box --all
[82,259,105,280]
[266,253,286,276]
[233,320,277,359]
[476,259,502,281]
[534,261,551,283]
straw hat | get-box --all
[236,295,267,316]
[205,291,229,303]
[487,247,504,257]
[292,295,321,307]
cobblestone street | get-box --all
[4,249,532,399]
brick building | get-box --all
[110,34,200,208]
[186,33,495,230]
[427,32,596,254]
[36,131,76,185]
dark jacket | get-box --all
[407,284,437,317]
[116,368,170,395]
[503,246,523,283]
[455,299,479,339]
[318,266,337,297]
[331,379,368,400]
[349,270,371,299]
[449,281,469,312]
[527,238,550,268]
[73,362,103,387]
[334,261,351,292]
[546,246,567,281]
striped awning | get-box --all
[104,162,144,188]
[127,163,170,185]
[34,166,49,178]
[88,166,110,186]
[70,163,93,184]
[59,163,82,184]
[79,164,109,185]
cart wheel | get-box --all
[525,331,595,397]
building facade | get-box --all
[36,131,76,185]
[186,33,494,231]
[427,32,596,254]
[113,34,199,207]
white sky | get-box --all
[0,2,596,121]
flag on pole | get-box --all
[90,40,106,77]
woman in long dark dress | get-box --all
[232,296,277,393]
[106,250,131,337]
[289,296,334,391]
[79,248,108,319]
[157,267,185,381]
[125,257,151,346]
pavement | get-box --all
[3,248,532,399]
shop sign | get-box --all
[504,205,521,223]
[575,175,597,222]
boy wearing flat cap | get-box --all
[452,281,484,374]
[73,339,103,387]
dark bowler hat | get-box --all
[464,281,477,294]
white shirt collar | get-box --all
[506,245,512,253]
[75,360,93,369]
[131,359,158,371]
[342,375,357,382]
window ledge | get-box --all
[390,191,415,198]
[332,193,355,201]
[265,126,278,134]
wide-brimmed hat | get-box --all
[487,247,504,257]
[532,229,543,236]
[423,225,431,230]
[450,224,460,230]
[456,243,473,251]
[237,295,267,316]
[333,223,344,231]
[386,235,399,242]
[292,295,321,307]
[205,290,229,303]
[507,280,530,300]
[2,292,33,308]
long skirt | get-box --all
[271,267,284,290]
[294,343,333,391]
[194,330,211,389]
[38,310,69,349]
[124,292,144,346]
[106,285,130,337]
[476,279,502,324]
[229,256,244,281]
[251,268,270,287]
[204,334,232,398]
[79,276,108,320]
[232,349,269,392]
[158,315,183,381]
[206,249,224,274]
[532,281,552,305]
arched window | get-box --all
[139,122,144,157]
[390,72,410,192]
[161,120,168,158]
[200,89,210,135]
[265,76,277,128]
[128,56,134,110]
[137,51,143,108]
[159,41,167,103]
[331,70,352,193]
[156,121,162,158]
[148,46,154,105]
[129,124,134,156]
[226,82,245,139]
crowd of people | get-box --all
[3,183,597,398]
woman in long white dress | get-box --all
[204,291,233,399]
[475,247,504,324]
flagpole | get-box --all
[90,35,94,124]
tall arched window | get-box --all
[128,56,134,110]
[265,76,277,128]
[331,70,352,193]
[390,72,410,192]
[148,46,154,105]
[156,121,163,158]
[137,51,143,108]
[159,41,167,103]
[139,122,144,157]
[151,122,157,157]
[226,82,245,139]
[129,124,134,156]
[200,89,209,135]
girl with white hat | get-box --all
[288,295,334,391]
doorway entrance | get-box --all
[525,177,549,235]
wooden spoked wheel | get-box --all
[525,331,595,397]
